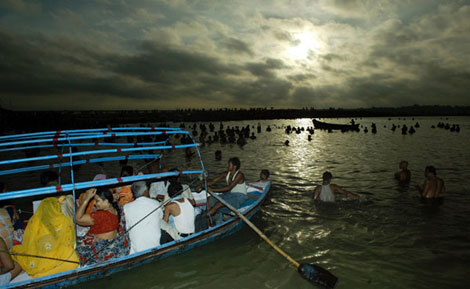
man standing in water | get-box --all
[314,172,359,202]
[394,160,411,183]
[418,166,445,198]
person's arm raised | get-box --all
[76,188,95,226]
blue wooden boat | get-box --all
[0,127,271,288]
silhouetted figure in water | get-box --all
[215,150,222,161]
[417,166,445,199]
[266,125,272,132]
[394,160,411,183]
[415,122,420,128]
[250,132,256,140]
[257,123,261,133]
[364,127,368,133]
[236,136,246,147]
[371,123,377,134]
[308,135,312,141]
[409,126,416,134]
[401,125,408,135]
[284,140,289,146]
[391,124,397,132]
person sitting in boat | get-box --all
[394,161,411,183]
[76,188,129,265]
[160,182,195,243]
[0,182,24,233]
[115,166,135,207]
[12,197,79,278]
[198,157,248,225]
[151,169,196,206]
[313,172,359,202]
[123,181,163,254]
[247,169,270,191]
[77,174,107,215]
[39,170,59,187]
[0,237,22,285]
[417,166,445,199]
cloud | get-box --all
[222,37,254,55]
[1,1,470,110]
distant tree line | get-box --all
[1,105,469,134]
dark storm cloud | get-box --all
[0,29,294,108]
[245,58,286,78]
[1,1,469,109]
[222,37,254,56]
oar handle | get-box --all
[207,190,300,268]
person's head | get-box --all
[131,181,148,199]
[120,165,134,177]
[168,182,183,199]
[40,170,59,186]
[94,188,115,210]
[322,171,333,183]
[228,157,241,171]
[215,150,222,161]
[425,166,436,177]
[260,169,270,181]
[399,161,408,170]
[93,174,107,181]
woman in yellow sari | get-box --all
[12,197,79,278]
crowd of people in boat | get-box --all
[0,158,270,284]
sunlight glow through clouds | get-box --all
[286,30,321,61]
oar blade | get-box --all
[298,263,338,289]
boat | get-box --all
[0,127,271,288]
[312,119,360,132]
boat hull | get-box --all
[8,186,269,288]
[312,119,359,131]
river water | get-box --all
[4,116,470,289]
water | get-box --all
[4,117,470,289]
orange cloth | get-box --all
[118,186,134,206]
[78,192,95,214]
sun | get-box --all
[286,30,319,60]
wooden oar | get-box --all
[207,190,338,289]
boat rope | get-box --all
[82,176,200,266]
[0,250,79,264]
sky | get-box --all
[1,0,469,110]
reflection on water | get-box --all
[23,116,468,289]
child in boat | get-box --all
[116,166,135,206]
[247,169,270,191]
[76,188,129,265]
[160,182,195,243]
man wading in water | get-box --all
[417,166,446,199]
[313,172,359,202]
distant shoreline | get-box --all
[1,105,469,133]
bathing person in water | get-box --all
[417,166,445,198]
[394,160,411,182]
[313,172,359,202]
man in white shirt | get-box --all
[124,181,163,254]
